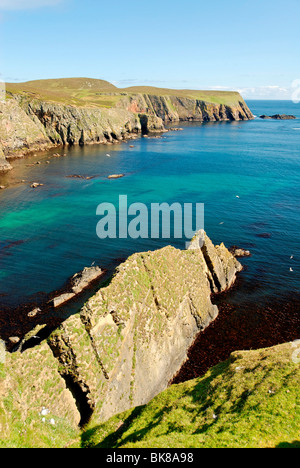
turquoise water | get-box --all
[0,100,299,310]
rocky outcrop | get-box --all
[260,114,296,120]
[0,231,242,434]
[51,266,104,308]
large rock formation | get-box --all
[0,231,242,437]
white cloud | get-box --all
[0,0,62,10]
[208,84,292,99]
[237,85,290,99]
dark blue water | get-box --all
[0,100,299,311]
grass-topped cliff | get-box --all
[0,77,253,171]
[1,341,298,448]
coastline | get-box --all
[0,98,299,390]
[0,83,253,174]
[2,240,299,384]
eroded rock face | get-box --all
[0,232,242,431]
[188,230,243,293]
[0,99,50,167]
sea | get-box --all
[0,100,299,352]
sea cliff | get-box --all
[0,78,253,171]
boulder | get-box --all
[27,307,42,318]
[230,247,251,257]
[107,174,125,179]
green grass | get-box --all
[123,86,242,106]
[6,77,243,108]
[80,342,300,449]
[0,393,80,448]
[6,78,122,108]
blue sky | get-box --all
[0,0,299,99]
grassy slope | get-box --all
[6,78,243,108]
[123,86,242,106]
[81,342,300,449]
[6,78,122,108]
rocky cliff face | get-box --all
[0,89,253,171]
[22,98,147,146]
[118,93,253,123]
[0,95,163,169]
[0,99,51,164]
[0,232,242,436]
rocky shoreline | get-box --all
[0,87,253,172]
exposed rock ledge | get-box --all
[0,231,242,431]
